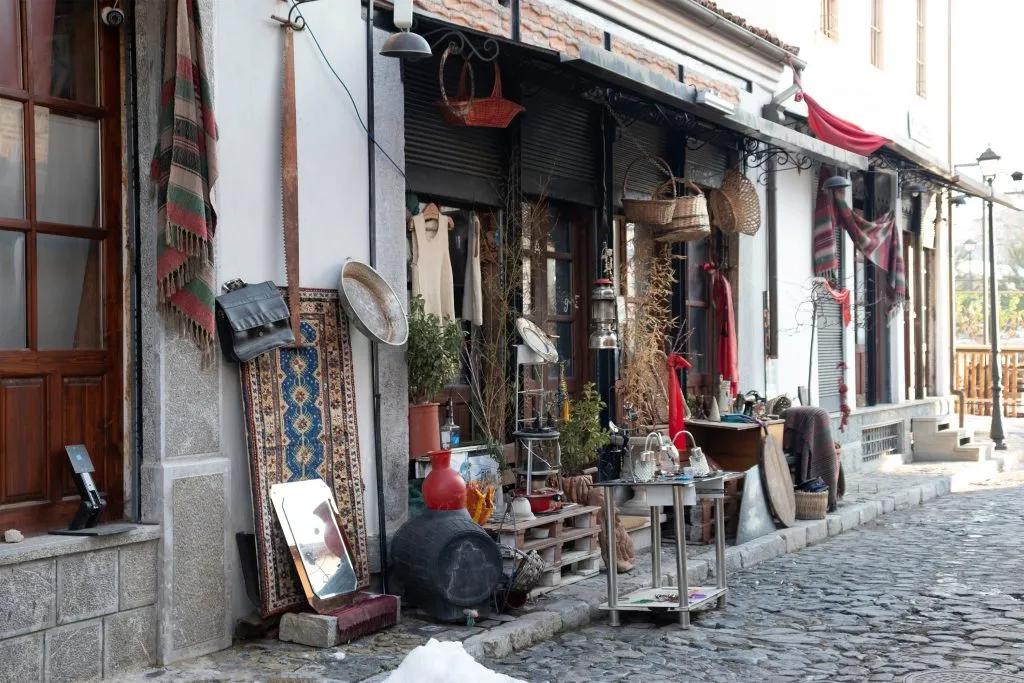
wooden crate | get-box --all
[484,504,601,597]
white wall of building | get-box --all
[764,167,818,400]
[713,0,950,162]
[214,0,374,622]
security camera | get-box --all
[101,6,125,27]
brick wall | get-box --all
[520,0,602,58]
[414,0,512,37]
[684,72,741,105]
[610,36,677,81]
[417,0,742,107]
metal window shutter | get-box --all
[521,88,600,206]
[403,58,505,205]
[817,224,845,413]
[684,143,728,188]
[613,121,672,208]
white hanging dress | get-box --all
[410,213,456,320]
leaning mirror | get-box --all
[270,479,358,612]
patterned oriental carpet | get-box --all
[240,289,370,616]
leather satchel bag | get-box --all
[215,280,295,363]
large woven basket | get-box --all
[622,156,676,226]
[653,178,711,243]
[436,46,524,129]
[716,169,762,235]
[794,490,829,520]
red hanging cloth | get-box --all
[798,92,891,157]
[704,263,739,399]
[667,353,691,451]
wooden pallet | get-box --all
[485,504,601,596]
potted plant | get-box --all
[407,296,464,459]
[559,382,610,504]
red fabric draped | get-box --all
[667,353,691,451]
[705,264,739,399]
[823,281,852,327]
[799,92,891,157]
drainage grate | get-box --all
[861,421,902,462]
[903,672,1024,683]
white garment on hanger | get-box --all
[409,213,456,320]
[463,215,484,326]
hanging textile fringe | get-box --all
[813,171,906,315]
[153,0,220,366]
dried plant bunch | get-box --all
[617,227,678,431]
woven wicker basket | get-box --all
[794,490,829,520]
[717,169,762,235]
[437,46,524,129]
[622,156,676,226]
[653,178,711,243]
[709,188,738,233]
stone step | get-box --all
[913,439,992,463]
[910,415,953,435]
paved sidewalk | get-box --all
[111,459,1017,683]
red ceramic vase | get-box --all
[422,449,467,511]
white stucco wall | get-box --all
[736,169,769,395]
[712,0,950,162]
[765,167,818,400]
[213,0,374,622]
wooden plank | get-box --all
[484,504,599,532]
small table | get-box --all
[595,475,729,628]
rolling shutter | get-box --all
[403,57,505,206]
[521,88,600,206]
[684,143,728,188]
[613,121,672,209]
[817,223,845,413]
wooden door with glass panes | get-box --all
[526,203,588,398]
[0,0,123,533]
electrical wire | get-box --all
[292,5,407,180]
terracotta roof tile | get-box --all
[692,0,800,56]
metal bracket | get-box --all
[271,0,319,31]
[423,28,500,62]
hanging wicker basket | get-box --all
[436,46,524,129]
[653,178,711,243]
[717,169,762,236]
[710,187,739,232]
[621,156,676,226]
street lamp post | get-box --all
[977,146,1007,450]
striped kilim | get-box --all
[153,0,219,364]
[813,169,906,314]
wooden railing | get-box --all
[954,345,1024,417]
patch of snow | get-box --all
[330,651,346,661]
[384,639,526,683]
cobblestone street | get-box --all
[487,473,1024,682]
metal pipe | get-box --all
[126,0,144,522]
[650,504,661,588]
[673,485,689,628]
[948,191,965,429]
[365,0,390,592]
[663,0,807,69]
[715,495,726,604]
[603,489,619,625]
[986,189,1007,449]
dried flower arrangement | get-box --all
[617,226,679,431]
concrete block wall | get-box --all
[0,530,160,682]
[831,399,942,474]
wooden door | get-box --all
[527,202,590,398]
[0,0,123,533]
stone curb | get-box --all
[357,471,984,680]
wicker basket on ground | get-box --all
[794,490,829,520]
